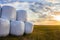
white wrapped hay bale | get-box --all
[1,6,16,21]
[24,21,34,34]
[0,6,2,17]
[0,18,10,37]
[16,10,27,22]
[10,20,25,36]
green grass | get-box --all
[0,25,60,40]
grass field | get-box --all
[0,25,60,40]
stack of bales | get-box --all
[0,5,34,37]
[16,10,34,34]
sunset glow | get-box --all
[53,15,60,21]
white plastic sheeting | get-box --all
[24,21,34,34]
[0,18,10,37]
[16,10,27,22]
[10,20,25,36]
[1,6,16,21]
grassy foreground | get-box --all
[0,25,60,40]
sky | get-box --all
[0,0,60,25]
[0,0,44,2]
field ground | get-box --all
[0,25,60,40]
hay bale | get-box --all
[0,18,10,37]
[24,21,34,34]
[16,10,27,22]
[1,6,16,21]
[10,20,25,36]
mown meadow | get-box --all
[0,25,60,40]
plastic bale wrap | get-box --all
[1,6,16,21]
[0,18,10,37]
[24,21,34,34]
[10,20,25,36]
[0,6,2,17]
[16,10,27,22]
